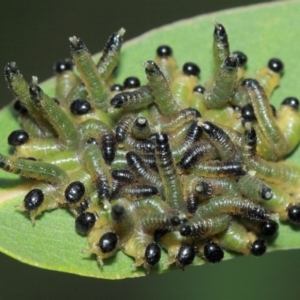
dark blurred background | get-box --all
[1,1,299,300]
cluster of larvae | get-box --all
[2,23,300,271]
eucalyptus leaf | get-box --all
[1,1,300,279]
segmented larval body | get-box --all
[2,24,300,271]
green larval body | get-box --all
[2,23,300,270]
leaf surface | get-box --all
[1,1,300,279]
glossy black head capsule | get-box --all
[8,129,29,146]
[182,62,200,77]
[24,189,44,211]
[170,216,181,226]
[145,242,161,266]
[13,100,28,114]
[260,220,279,237]
[123,76,140,89]
[233,51,248,67]
[99,232,118,253]
[268,58,284,73]
[241,78,255,87]
[241,104,256,121]
[4,62,19,80]
[134,117,148,129]
[214,23,227,42]
[282,97,299,110]
[176,244,196,267]
[193,85,205,94]
[104,31,123,53]
[260,186,273,200]
[65,181,85,204]
[287,204,300,223]
[156,45,173,57]
[110,84,124,92]
[54,59,73,74]
[250,239,267,256]
[70,99,91,115]
[203,242,224,263]
[75,212,96,234]
[69,36,86,52]
[180,224,192,236]
[110,94,127,108]
[224,55,238,69]
[245,206,269,221]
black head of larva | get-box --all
[225,55,238,69]
[28,84,42,101]
[110,84,124,92]
[250,239,267,256]
[4,62,19,79]
[65,181,85,204]
[111,94,127,108]
[123,76,140,89]
[99,232,118,253]
[8,129,29,146]
[75,212,96,234]
[193,85,205,94]
[145,242,161,266]
[241,103,256,122]
[69,36,86,51]
[214,23,227,41]
[182,62,201,77]
[282,97,299,110]
[156,45,173,57]
[54,59,73,74]
[176,244,196,267]
[268,58,284,73]
[287,204,300,223]
[260,220,279,237]
[241,78,260,88]
[134,117,148,128]
[170,215,181,226]
[233,51,248,67]
[105,32,123,53]
[6,23,300,273]
[261,186,273,200]
[203,242,224,263]
[24,189,44,211]
[13,100,28,114]
[180,224,192,236]
[70,99,91,115]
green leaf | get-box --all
[1,1,300,279]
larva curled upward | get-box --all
[2,22,300,273]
